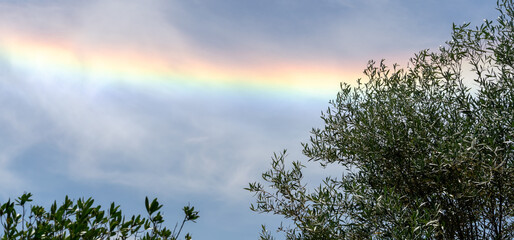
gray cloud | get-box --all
[0,0,498,199]
[0,1,502,238]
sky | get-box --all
[0,0,499,239]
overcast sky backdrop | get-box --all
[0,0,499,239]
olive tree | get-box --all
[247,1,514,239]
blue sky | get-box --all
[0,0,499,239]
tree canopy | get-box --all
[248,0,514,239]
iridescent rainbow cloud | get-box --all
[0,29,361,98]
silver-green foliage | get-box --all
[247,1,514,239]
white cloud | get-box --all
[0,61,322,201]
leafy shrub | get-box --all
[0,192,199,240]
